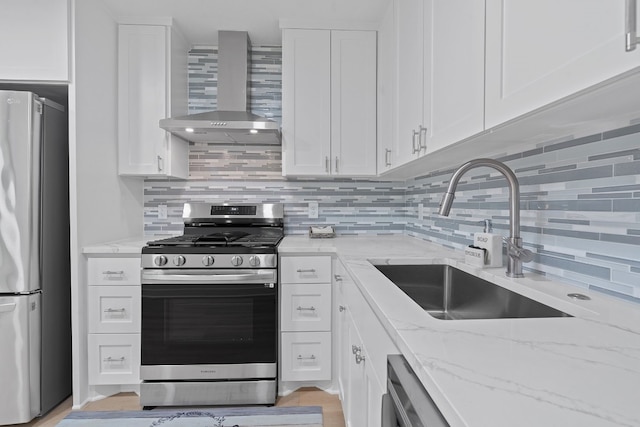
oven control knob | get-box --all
[202,255,215,266]
[248,256,261,267]
[173,255,186,266]
[154,255,168,267]
[231,255,243,266]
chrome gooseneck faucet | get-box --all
[438,158,533,278]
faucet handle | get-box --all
[502,237,534,263]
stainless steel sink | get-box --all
[374,264,572,320]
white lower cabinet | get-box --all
[88,334,141,385]
[279,255,332,384]
[87,255,141,386]
[280,331,332,381]
[335,258,398,427]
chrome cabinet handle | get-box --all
[335,157,339,173]
[626,0,639,51]
[297,354,316,361]
[325,156,329,173]
[102,270,125,281]
[103,356,125,362]
[385,148,392,167]
[157,155,164,172]
[412,130,420,154]
[419,125,428,151]
[296,268,316,273]
[103,308,126,313]
[296,306,316,311]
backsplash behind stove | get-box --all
[144,45,640,303]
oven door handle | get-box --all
[142,269,277,284]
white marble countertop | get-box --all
[279,235,640,427]
[82,236,149,255]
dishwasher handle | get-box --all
[386,355,450,427]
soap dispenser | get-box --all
[474,220,503,267]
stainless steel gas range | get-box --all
[139,203,284,408]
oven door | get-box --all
[140,269,277,381]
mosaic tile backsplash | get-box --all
[144,46,640,303]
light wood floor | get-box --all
[8,387,345,427]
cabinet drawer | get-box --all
[87,257,141,286]
[88,286,141,334]
[88,334,140,385]
[281,256,331,283]
[280,331,332,381]
[281,283,331,332]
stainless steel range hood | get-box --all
[160,31,280,144]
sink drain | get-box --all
[567,293,591,301]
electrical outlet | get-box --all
[158,204,168,220]
[418,203,424,220]
[308,202,319,219]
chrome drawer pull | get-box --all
[296,306,316,312]
[297,354,316,361]
[103,270,124,275]
[103,308,126,313]
[296,269,316,273]
[103,356,125,362]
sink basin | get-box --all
[374,264,572,320]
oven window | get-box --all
[142,284,276,366]
[166,298,254,343]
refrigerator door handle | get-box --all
[0,302,17,313]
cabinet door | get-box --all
[0,0,69,81]
[88,333,140,385]
[281,283,332,332]
[282,29,331,176]
[485,0,640,128]
[118,24,188,179]
[344,313,368,427]
[377,0,397,172]
[395,0,427,165]
[426,0,485,152]
[331,31,377,176]
[281,331,332,381]
[281,256,332,284]
[88,286,141,334]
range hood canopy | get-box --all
[160,30,280,145]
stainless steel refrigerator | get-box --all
[0,90,71,425]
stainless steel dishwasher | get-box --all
[382,355,450,427]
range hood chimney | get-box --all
[159,30,280,144]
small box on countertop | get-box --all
[309,225,336,239]
[464,246,486,267]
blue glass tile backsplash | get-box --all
[144,46,640,303]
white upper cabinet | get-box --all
[425,0,485,153]
[282,28,377,177]
[331,31,377,176]
[390,0,485,168]
[377,0,397,173]
[394,0,428,165]
[485,0,640,128]
[0,0,70,82]
[118,22,189,179]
